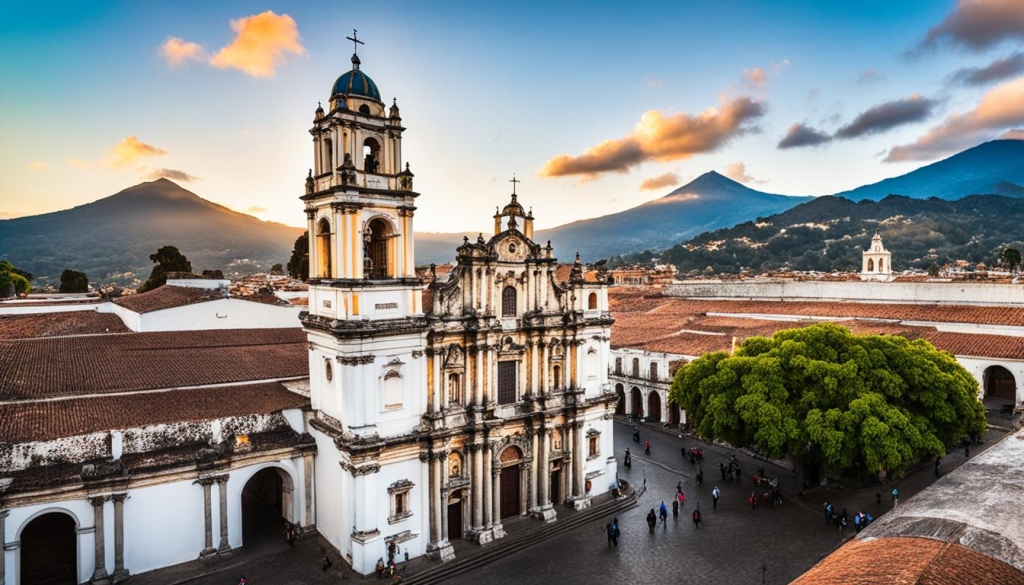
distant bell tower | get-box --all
[861,231,893,282]
[300,32,429,575]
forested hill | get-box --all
[631,194,1024,274]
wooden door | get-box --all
[500,464,521,519]
[21,513,77,585]
[447,500,463,540]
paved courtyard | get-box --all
[139,416,1005,585]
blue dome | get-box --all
[331,69,381,102]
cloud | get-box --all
[27,161,49,171]
[146,168,198,182]
[1001,128,1024,139]
[917,0,1024,52]
[639,172,680,191]
[949,51,1024,86]
[723,162,766,184]
[885,76,1024,162]
[858,68,883,83]
[777,122,832,149]
[101,136,167,168]
[834,95,937,139]
[772,59,790,75]
[742,68,768,89]
[160,37,204,68]
[243,205,268,214]
[538,97,765,179]
[68,158,90,169]
[209,11,305,78]
[645,74,663,89]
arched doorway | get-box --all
[363,137,381,173]
[615,384,626,415]
[985,366,1017,402]
[241,467,294,547]
[630,387,643,418]
[365,218,395,279]
[20,512,77,585]
[647,391,662,422]
[447,490,466,540]
[499,446,523,519]
[668,402,680,425]
[317,219,332,278]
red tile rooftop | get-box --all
[114,285,224,313]
[0,381,308,443]
[0,328,307,401]
[0,312,130,339]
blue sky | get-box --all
[2,1,1023,232]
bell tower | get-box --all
[301,32,430,575]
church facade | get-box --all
[300,47,618,574]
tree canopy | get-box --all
[138,246,192,293]
[59,269,89,293]
[1002,247,1021,272]
[0,259,32,297]
[287,232,309,280]
[669,323,986,479]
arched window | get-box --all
[363,137,381,173]
[867,258,875,272]
[365,218,393,279]
[879,259,885,272]
[324,138,334,171]
[587,349,598,379]
[448,374,461,404]
[553,365,562,390]
[632,358,640,377]
[588,292,598,310]
[317,219,332,278]
[359,104,371,115]
[502,286,517,317]
[383,369,402,409]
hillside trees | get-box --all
[0,260,32,297]
[287,232,309,280]
[138,246,192,293]
[670,323,986,480]
[1002,247,1021,272]
[59,269,89,293]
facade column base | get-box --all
[425,540,456,562]
[112,570,131,584]
[489,522,506,540]
[530,505,557,523]
[468,527,495,545]
[217,544,233,557]
[89,573,111,585]
[571,496,592,510]
[199,547,218,560]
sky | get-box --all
[2,1,1024,233]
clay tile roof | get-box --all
[791,537,1024,585]
[0,382,309,443]
[114,285,223,314]
[0,328,308,401]
[0,312,130,339]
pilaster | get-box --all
[89,496,110,584]
[111,493,130,583]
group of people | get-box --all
[824,501,875,536]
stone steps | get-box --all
[403,490,639,585]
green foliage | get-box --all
[670,323,986,478]
[287,232,309,280]
[270,263,284,275]
[0,259,33,297]
[59,269,89,293]
[1002,247,1021,272]
[138,246,192,293]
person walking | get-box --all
[321,553,333,572]
[611,517,620,546]
[934,456,941,477]
[853,511,862,533]
[678,491,685,509]
[712,486,720,510]
[672,499,679,519]
[749,491,757,510]
[824,501,833,526]
[659,501,668,527]
[735,466,742,483]
[692,508,702,529]
[891,488,899,508]
[964,440,970,458]
[607,521,615,547]
[719,462,727,481]
[677,480,683,495]
[647,509,657,533]
[644,440,651,456]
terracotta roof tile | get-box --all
[0,328,308,401]
[114,285,224,314]
[0,382,308,443]
[0,312,130,339]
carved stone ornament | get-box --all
[337,354,377,365]
[412,350,424,359]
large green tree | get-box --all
[287,232,309,280]
[1002,247,1021,273]
[59,269,89,293]
[138,246,192,293]
[0,260,32,297]
[670,323,986,479]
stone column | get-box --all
[303,453,315,530]
[0,509,8,581]
[542,343,550,395]
[531,428,555,522]
[111,494,129,582]
[529,431,539,509]
[440,488,450,540]
[428,456,440,542]
[89,496,109,583]
[564,425,574,502]
[197,478,216,558]
[431,353,442,413]
[483,445,493,529]
[575,423,586,498]
[216,475,231,554]
[475,348,484,407]
[491,464,504,538]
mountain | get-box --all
[0,179,303,285]
[646,194,1024,275]
[833,140,1024,202]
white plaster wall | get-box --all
[371,457,427,568]
[103,302,140,331]
[5,499,93,585]
[0,302,106,316]
[134,299,301,332]
[667,280,1024,306]
[957,357,1024,402]
[123,479,206,575]
[311,433,349,561]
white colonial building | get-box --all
[861,232,893,281]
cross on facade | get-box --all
[509,174,520,195]
[347,29,365,55]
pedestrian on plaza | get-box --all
[659,501,668,526]
[238,576,248,585]
[285,522,297,546]
[682,446,687,460]
[720,462,727,481]
[322,553,333,572]
[645,440,651,456]
[672,499,679,519]
[749,491,757,510]
[678,491,685,509]
[712,486,720,510]
[934,456,941,477]
[964,440,970,458]
[823,501,833,526]
[853,511,862,533]
[696,468,704,486]
[891,488,899,508]
[647,509,657,533]
[677,480,683,494]
[612,517,620,546]
[607,521,615,548]
[693,508,702,529]
[875,492,882,506]
[735,466,742,483]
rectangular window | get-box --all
[589,436,599,458]
[498,361,517,405]
[650,362,658,381]
[615,357,622,375]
